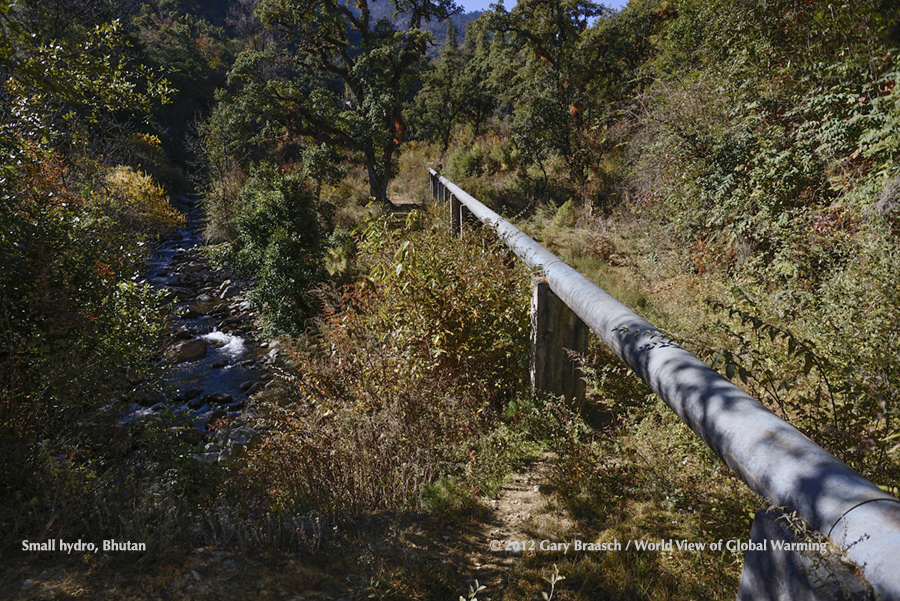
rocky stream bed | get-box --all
[126,198,276,465]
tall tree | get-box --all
[0,0,171,152]
[232,0,460,204]
[412,20,498,149]
[486,0,600,190]
[412,21,465,152]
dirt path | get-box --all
[439,454,574,590]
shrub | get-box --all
[99,165,185,236]
[552,198,578,228]
[486,138,517,173]
[447,143,485,177]
[225,164,328,335]
[702,249,900,485]
[242,207,532,517]
[354,209,531,406]
[203,158,247,242]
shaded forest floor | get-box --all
[4,456,567,600]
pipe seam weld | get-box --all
[828,497,900,540]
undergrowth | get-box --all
[239,204,533,521]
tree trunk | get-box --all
[364,148,391,206]
[441,125,452,154]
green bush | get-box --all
[702,237,900,485]
[552,198,578,228]
[225,164,328,335]
[447,143,485,177]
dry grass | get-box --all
[490,388,758,601]
[389,141,442,204]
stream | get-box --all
[122,198,275,463]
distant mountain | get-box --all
[364,2,484,53]
[425,11,483,54]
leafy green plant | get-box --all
[704,286,900,482]
[707,298,837,428]
[220,163,327,335]
[448,143,486,177]
[459,579,486,601]
[552,198,578,228]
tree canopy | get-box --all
[210,0,460,205]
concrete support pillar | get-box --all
[460,203,474,233]
[530,277,588,403]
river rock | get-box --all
[217,446,234,464]
[221,285,240,300]
[178,306,201,319]
[201,392,233,405]
[181,263,203,273]
[175,387,203,402]
[134,389,166,407]
[229,427,260,450]
[171,338,208,362]
[265,348,280,364]
[215,426,230,444]
[169,286,195,300]
[217,427,260,465]
[222,399,245,411]
[206,409,228,428]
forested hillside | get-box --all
[3,0,900,598]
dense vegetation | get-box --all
[4,0,900,597]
